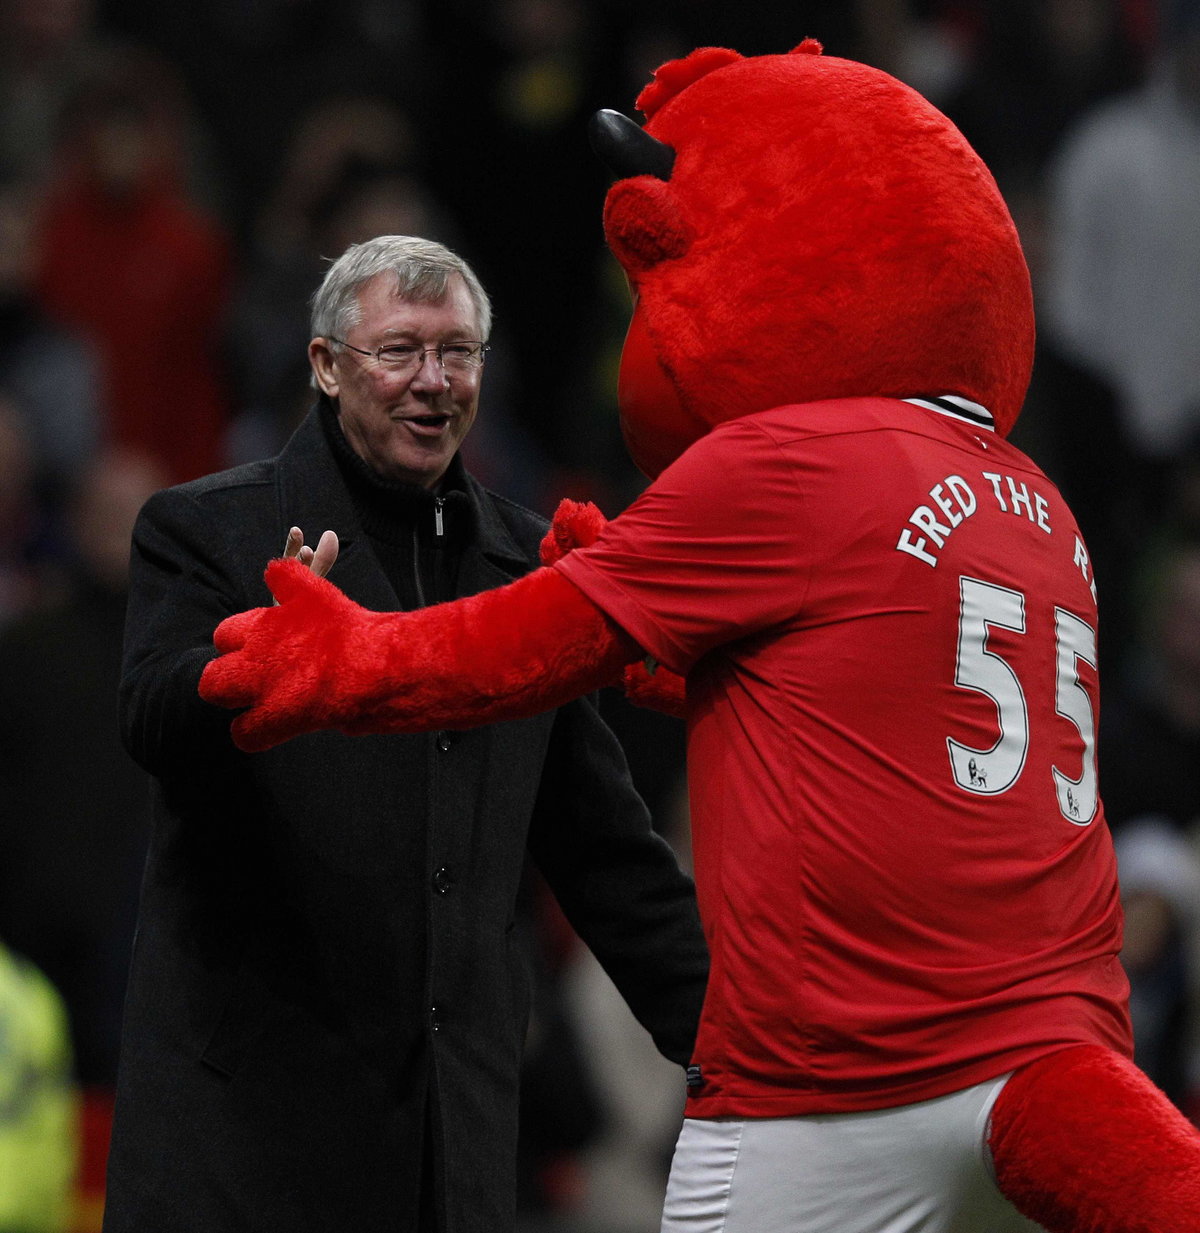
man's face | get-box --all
[309,272,483,488]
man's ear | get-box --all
[308,338,340,398]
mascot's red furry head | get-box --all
[592,40,1035,478]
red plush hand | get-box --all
[541,497,688,716]
[623,658,687,719]
[539,497,609,565]
[200,558,394,752]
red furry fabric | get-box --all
[607,43,1034,477]
[538,498,609,565]
[636,46,744,117]
[198,559,638,752]
[989,1045,1200,1232]
[622,659,686,718]
[540,498,687,716]
[604,177,692,274]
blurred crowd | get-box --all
[0,0,1199,1229]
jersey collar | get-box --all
[902,394,995,431]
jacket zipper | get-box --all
[412,498,446,608]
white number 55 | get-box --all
[947,576,1098,825]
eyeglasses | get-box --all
[329,337,490,373]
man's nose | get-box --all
[409,349,450,390]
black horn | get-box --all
[589,109,676,181]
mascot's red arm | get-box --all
[198,557,639,753]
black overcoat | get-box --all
[104,409,708,1232]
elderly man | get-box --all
[106,235,707,1233]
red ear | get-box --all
[603,177,691,273]
[637,46,743,118]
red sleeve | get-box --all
[555,417,813,675]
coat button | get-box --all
[432,866,454,894]
[437,731,454,752]
[430,1005,442,1032]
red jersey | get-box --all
[556,396,1132,1117]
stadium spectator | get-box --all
[0,171,101,514]
[0,448,166,1224]
[34,50,232,484]
[1041,0,1200,527]
[0,938,76,1233]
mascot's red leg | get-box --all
[988,1045,1200,1232]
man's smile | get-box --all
[397,411,453,434]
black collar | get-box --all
[318,396,471,546]
[275,404,532,590]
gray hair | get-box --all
[310,235,492,343]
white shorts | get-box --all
[660,1074,1046,1233]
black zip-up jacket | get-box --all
[105,405,708,1233]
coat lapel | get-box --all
[457,474,540,599]
[273,405,540,611]
[274,408,399,612]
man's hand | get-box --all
[282,526,339,577]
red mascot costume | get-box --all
[201,41,1200,1232]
